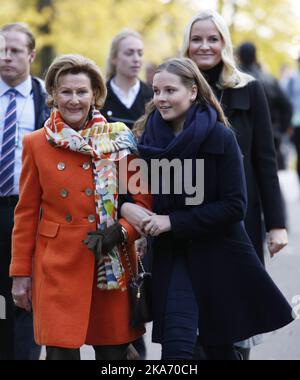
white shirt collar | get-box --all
[110,78,140,109]
[0,76,32,97]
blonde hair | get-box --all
[181,9,253,89]
[106,28,143,80]
[133,57,229,138]
[45,54,107,109]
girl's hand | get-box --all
[142,215,171,237]
[267,228,288,257]
[120,202,154,235]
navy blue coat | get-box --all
[151,122,294,345]
[31,76,50,130]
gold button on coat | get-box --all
[65,214,72,223]
[88,214,96,223]
[85,188,93,196]
[82,162,90,170]
[60,189,68,198]
[57,162,65,171]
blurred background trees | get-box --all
[0,0,299,78]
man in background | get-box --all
[0,23,49,360]
[237,42,292,171]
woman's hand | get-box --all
[120,202,154,235]
[142,215,171,237]
[267,228,288,257]
[12,277,32,312]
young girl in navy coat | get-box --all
[121,58,294,360]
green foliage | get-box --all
[219,0,300,76]
[1,0,299,78]
[51,0,195,74]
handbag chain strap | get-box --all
[122,242,146,290]
[137,253,146,273]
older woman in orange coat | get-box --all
[10,54,152,360]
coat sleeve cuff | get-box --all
[119,218,139,247]
[9,258,32,277]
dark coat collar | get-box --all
[224,85,251,117]
[31,76,50,130]
[106,80,152,103]
[199,83,252,154]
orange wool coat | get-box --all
[10,128,152,348]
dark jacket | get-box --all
[217,79,285,263]
[239,64,292,169]
[150,122,293,345]
[101,80,153,129]
[31,76,50,130]
[239,64,292,135]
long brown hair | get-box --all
[133,57,229,138]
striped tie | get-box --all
[0,89,17,196]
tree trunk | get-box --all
[37,0,55,77]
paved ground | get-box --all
[249,169,300,360]
[76,168,300,360]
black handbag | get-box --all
[123,245,152,328]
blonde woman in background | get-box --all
[101,29,153,130]
[182,9,288,359]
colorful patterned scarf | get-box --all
[45,109,137,290]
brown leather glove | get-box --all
[83,223,125,260]
[102,222,124,253]
[83,230,104,261]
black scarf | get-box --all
[138,103,217,214]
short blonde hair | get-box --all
[182,9,251,89]
[106,29,143,80]
[1,23,35,52]
[45,54,107,109]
